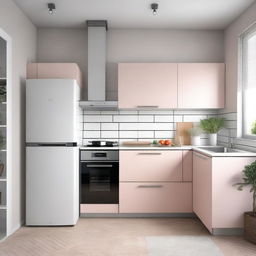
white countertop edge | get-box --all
[79,145,256,157]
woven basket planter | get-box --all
[244,212,256,244]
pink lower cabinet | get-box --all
[193,151,256,234]
[120,150,183,182]
[119,182,192,213]
[182,150,193,182]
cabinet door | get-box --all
[120,150,182,182]
[118,63,178,109]
[183,150,192,182]
[178,63,225,109]
[193,152,212,233]
[119,182,192,213]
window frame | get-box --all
[240,23,256,140]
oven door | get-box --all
[80,161,119,204]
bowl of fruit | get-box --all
[152,139,174,147]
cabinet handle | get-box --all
[137,153,162,155]
[194,152,209,160]
[137,106,159,108]
[86,165,113,168]
[137,185,163,188]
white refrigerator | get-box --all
[26,79,80,226]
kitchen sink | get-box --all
[198,146,245,153]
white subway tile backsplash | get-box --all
[82,109,226,146]
[120,131,138,138]
[155,115,174,122]
[119,110,138,115]
[113,115,138,122]
[183,115,207,122]
[101,131,118,139]
[138,131,154,138]
[174,115,183,122]
[138,123,173,131]
[84,115,112,123]
[101,123,118,130]
[138,110,173,115]
[83,131,100,138]
[154,131,174,139]
[83,123,100,130]
[120,123,139,130]
[138,115,154,122]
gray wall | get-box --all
[0,0,37,235]
[224,1,256,113]
[0,37,6,77]
[37,28,224,100]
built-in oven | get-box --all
[80,150,119,204]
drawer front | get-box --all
[119,182,192,213]
[120,151,182,182]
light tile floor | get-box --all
[0,218,255,256]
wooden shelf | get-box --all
[0,205,7,210]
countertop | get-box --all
[79,145,256,157]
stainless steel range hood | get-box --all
[79,20,118,110]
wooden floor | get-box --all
[0,218,256,256]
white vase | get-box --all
[209,133,217,146]
[191,136,201,146]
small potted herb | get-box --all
[234,161,256,244]
[187,126,203,146]
[200,118,225,146]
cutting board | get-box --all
[175,122,193,145]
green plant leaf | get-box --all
[200,118,225,134]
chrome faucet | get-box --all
[228,130,234,149]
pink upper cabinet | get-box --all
[27,63,82,88]
[178,63,225,109]
[118,63,178,109]
[120,150,182,182]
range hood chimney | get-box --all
[80,20,118,110]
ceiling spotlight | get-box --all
[47,3,56,15]
[151,3,158,15]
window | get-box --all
[241,24,256,138]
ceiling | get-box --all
[14,0,255,29]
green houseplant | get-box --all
[200,118,225,146]
[251,121,256,135]
[234,161,256,244]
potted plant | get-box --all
[251,121,256,135]
[234,161,256,244]
[200,117,225,146]
[187,126,203,146]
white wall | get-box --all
[224,1,256,112]
[0,0,37,235]
[37,28,224,100]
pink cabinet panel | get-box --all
[120,150,182,182]
[178,63,225,109]
[119,182,192,213]
[27,63,82,87]
[193,152,212,233]
[212,157,256,228]
[80,204,119,214]
[182,150,192,182]
[118,63,178,109]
